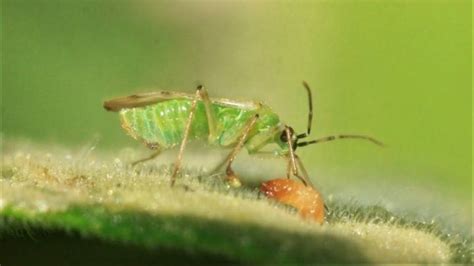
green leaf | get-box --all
[1,140,470,264]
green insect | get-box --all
[103,82,382,187]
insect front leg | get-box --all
[286,159,292,179]
[170,87,202,186]
[284,127,315,189]
[244,149,292,180]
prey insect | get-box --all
[103,82,382,188]
[260,178,325,224]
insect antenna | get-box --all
[297,134,384,147]
[296,81,313,139]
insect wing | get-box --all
[103,91,193,112]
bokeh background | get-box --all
[3,1,471,230]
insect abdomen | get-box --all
[120,100,208,148]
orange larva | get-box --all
[260,178,325,224]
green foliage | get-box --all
[326,203,472,263]
[1,141,471,264]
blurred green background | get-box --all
[2,1,471,223]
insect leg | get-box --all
[295,153,328,212]
[284,127,315,188]
[286,159,292,179]
[221,114,260,187]
[294,154,315,188]
[197,86,218,143]
[240,150,293,179]
[131,149,161,166]
[170,87,201,186]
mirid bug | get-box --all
[103,82,382,187]
[260,178,325,224]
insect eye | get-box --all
[280,127,295,143]
[280,131,288,142]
